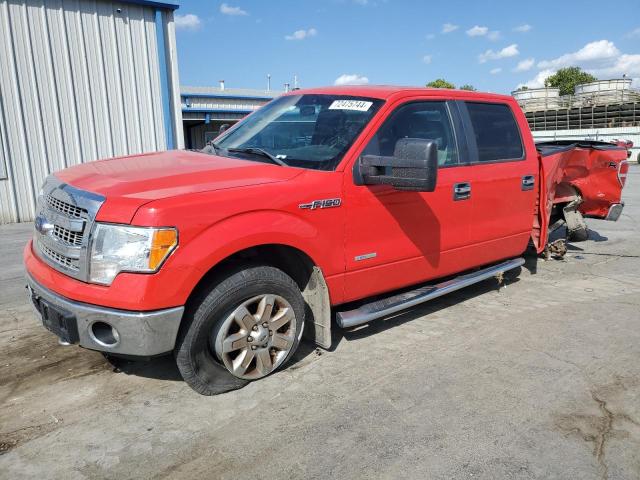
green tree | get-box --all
[459,84,476,91]
[516,86,529,91]
[544,67,597,96]
[426,78,456,89]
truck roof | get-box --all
[286,85,515,103]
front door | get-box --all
[342,100,477,303]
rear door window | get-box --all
[465,102,523,162]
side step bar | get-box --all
[336,258,525,329]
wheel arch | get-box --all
[184,243,332,349]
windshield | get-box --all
[212,94,383,171]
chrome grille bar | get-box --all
[52,225,83,246]
[46,194,87,218]
[40,244,79,271]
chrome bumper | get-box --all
[605,203,624,221]
[26,273,184,356]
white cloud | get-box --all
[518,69,556,89]
[442,23,459,33]
[174,13,202,31]
[467,25,488,36]
[466,25,499,40]
[626,27,640,38]
[285,27,317,41]
[478,44,519,63]
[588,54,640,80]
[520,39,640,90]
[490,67,502,74]
[513,24,532,33]
[422,55,432,64]
[537,40,620,70]
[334,74,369,86]
[220,3,248,16]
[514,58,535,72]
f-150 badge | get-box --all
[299,198,342,210]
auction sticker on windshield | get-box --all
[329,100,373,111]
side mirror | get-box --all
[356,138,438,192]
[219,124,230,134]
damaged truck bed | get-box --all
[534,140,629,252]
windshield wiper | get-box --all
[227,147,288,167]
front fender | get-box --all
[150,209,340,309]
[185,210,323,280]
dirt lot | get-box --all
[1,165,639,480]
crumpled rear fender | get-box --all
[535,145,627,252]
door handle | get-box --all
[521,175,535,191]
[453,182,471,201]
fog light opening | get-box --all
[90,321,120,347]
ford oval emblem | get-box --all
[35,215,54,234]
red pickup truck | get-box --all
[24,86,629,395]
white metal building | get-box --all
[0,0,183,224]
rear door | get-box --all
[458,100,537,263]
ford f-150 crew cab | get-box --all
[24,86,629,395]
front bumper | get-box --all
[605,202,624,221]
[26,272,184,356]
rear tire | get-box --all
[175,265,305,395]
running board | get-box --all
[336,258,525,329]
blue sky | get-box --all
[173,0,640,94]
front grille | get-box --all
[39,244,79,271]
[34,176,105,281]
[52,225,83,246]
[46,194,87,219]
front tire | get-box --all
[175,265,305,395]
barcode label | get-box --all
[328,100,373,112]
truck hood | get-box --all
[55,150,302,223]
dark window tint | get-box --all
[466,102,523,162]
[363,101,458,166]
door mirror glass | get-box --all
[357,138,438,191]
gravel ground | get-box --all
[1,165,639,480]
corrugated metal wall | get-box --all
[0,0,183,224]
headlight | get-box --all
[89,224,178,285]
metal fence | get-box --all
[525,102,640,131]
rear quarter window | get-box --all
[466,102,524,162]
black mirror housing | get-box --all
[356,138,438,192]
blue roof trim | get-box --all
[155,10,175,149]
[122,0,179,10]
[182,108,254,114]
[181,93,275,101]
